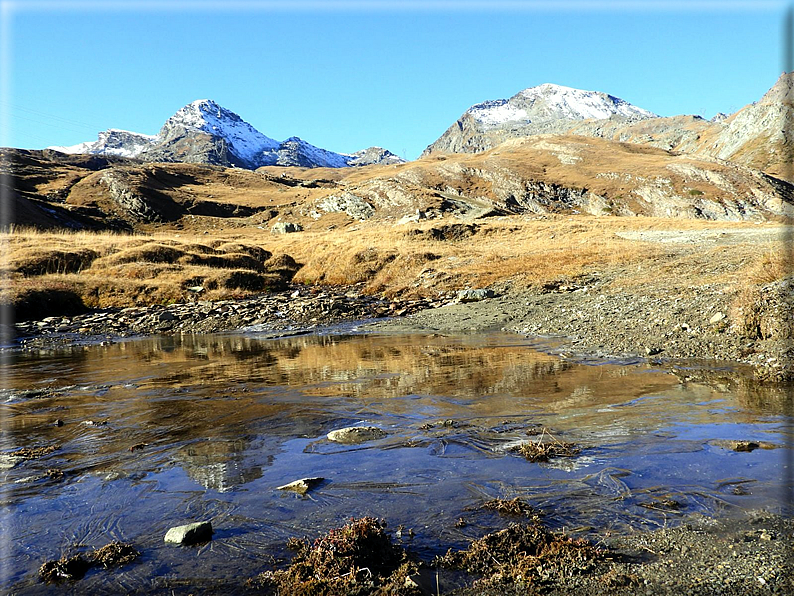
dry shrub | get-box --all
[435,521,603,590]
[90,542,140,568]
[479,497,537,517]
[39,542,139,584]
[39,555,91,583]
[248,517,418,595]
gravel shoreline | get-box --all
[8,283,447,351]
[367,280,790,381]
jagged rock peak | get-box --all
[758,71,794,104]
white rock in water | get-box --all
[164,521,213,545]
[277,477,324,494]
[327,426,387,444]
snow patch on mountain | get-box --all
[464,83,656,131]
[518,83,656,120]
[272,137,350,168]
[468,100,528,126]
[49,129,158,158]
[345,146,405,166]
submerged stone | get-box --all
[164,521,213,545]
[327,426,387,444]
[328,426,387,443]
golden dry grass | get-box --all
[2,216,784,318]
[729,246,792,340]
[2,229,296,315]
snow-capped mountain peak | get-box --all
[466,83,656,128]
[46,99,403,169]
[161,99,281,164]
[517,83,657,120]
[48,128,158,158]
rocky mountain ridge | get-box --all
[49,99,404,169]
[6,131,792,233]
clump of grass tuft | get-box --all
[731,248,791,340]
[510,428,581,463]
[3,230,300,314]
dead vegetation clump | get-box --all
[435,521,605,592]
[39,555,91,583]
[8,445,58,459]
[39,542,139,583]
[478,497,538,518]
[510,428,581,463]
[89,542,140,568]
[248,517,419,595]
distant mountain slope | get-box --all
[8,132,792,232]
[424,74,794,182]
[49,129,159,158]
[423,83,656,155]
[47,99,405,169]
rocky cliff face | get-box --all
[47,100,405,170]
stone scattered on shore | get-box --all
[164,521,213,545]
[457,288,496,303]
[327,426,387,444]
[13,283,446,349]
[277,477,325,494]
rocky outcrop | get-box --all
[100,170,181,223]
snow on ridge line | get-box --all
[465,83,657,127]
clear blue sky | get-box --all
[1,1,789,160]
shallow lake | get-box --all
[1,330,791,593]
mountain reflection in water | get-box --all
[1,332,790,594]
